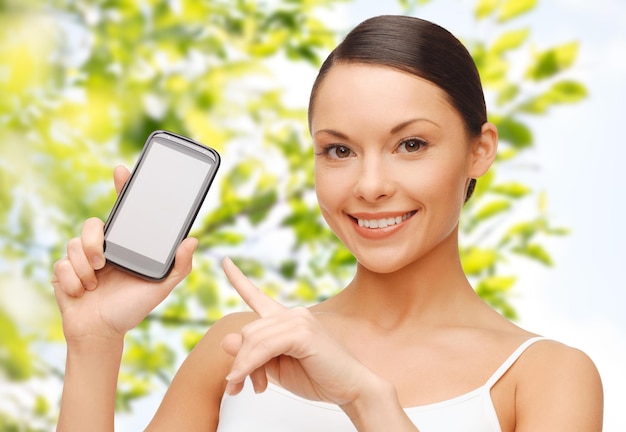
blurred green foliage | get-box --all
[0,0,584,428]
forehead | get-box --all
[310,63,459,134]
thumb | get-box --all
[222,332,269,395]
[166,237,198,284]
[141,237,197,309]
[221,332,243,358]
[113,165,131,195]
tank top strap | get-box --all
[485,336,548,388]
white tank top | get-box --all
[217,337,546,432]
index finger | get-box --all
[222,257,286,317]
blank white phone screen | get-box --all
[106,140,212,263]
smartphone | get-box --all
[103,130,220,280]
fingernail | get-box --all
[92,256,105,269]
[225,379,237,396]
[251,377,264,394]
[86,281,97,291]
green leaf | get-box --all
[495,147,518,162]
[279,260,298,279]
[491,28,529,54]
[474,199,512,221]
[476,275,517,293]
[123,341,176,373]
[328,246,356,269]
[470,166,495,200]
[479,52,508,84]
[513,243,554,266]
[248,190,278,225]
[117,372,153,411]
[548,227,570,236]
[518,80,587,114]
[33,395,50,417]
[497,0,537,22]
[496,83,520,106]
[504,220,539,243]
[197,230,245,247]
[491,181,531,198]
[475,0,500,19]
[397,0,432,12]
[182,330,204,352]
[161,300,190,325]
[293,278,318,303]
[196,279,220,309]
[224,160,258,188]
[0,309,33,380]
[525,42,579,81]
[474,275,518,319]
[492,116,533,148]
[231,257,265,279]
[286,43,320,64]
[461,247,498,275]
[282,199,326,246]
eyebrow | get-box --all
[313,129,349,140]
[390,117,439,134]
[313,118,438,140]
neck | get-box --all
[330,229,481,329]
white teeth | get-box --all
[357,211,415,229]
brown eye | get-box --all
[397,138,427,153]
[328,145,354,159]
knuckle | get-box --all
[289,308,316,336]
[290,307,314,324]
[240,322,259,340]
[65,281,84,298]
[76,269,95,283]
[52,257,66,275]
[54,260,83,297]
[66,237,82,256]
[255,338,275,357]
[55,257,71,275]
[291,306,311,317]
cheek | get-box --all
[314,165,351,211]
[407,159,468,210]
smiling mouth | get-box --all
[354,211,417,229]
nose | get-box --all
[353,155,395,202]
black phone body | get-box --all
[103,130,220,280]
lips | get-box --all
[353,210,417,229]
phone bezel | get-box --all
[103,130,220,280]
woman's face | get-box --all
[311,64,484,274]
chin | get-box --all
[355,256,412,275]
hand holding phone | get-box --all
[53,130,220,340]
[52,179,198,344]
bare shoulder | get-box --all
[146,311,258,431]
[513,339,603,431]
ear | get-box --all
[468,122,498,178]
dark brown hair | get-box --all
[308,15,487,201]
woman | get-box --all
[52,15,603,431]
